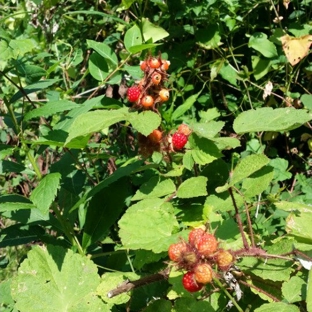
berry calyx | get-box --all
[148,129,162,143]
[182,271,203,292]
[197,234,218,257]
[216,249,234,271]
[141,95,154,108]
[178,124,192,136]
[151,73,162,85]
[161,60,170,71]
[127,86,141,102]
[149,57,161,69]
[159,89,170,102]
[188,228,206,247]
[194,263,213,284]
[168,242,188,262]
[172,132,188,150]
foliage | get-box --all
[0,0,312,311]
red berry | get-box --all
[127,86,141,102]
[216,249,234,271]
[141,95,154,108]
[178,124,192,136]
[182,271,203,292]
[149,57,161,69]
[172,132,188,150]
[188,228,206,247]
[148,129,162,143]
[159,89,169,102]
[194,263,213,284]
[197,234,218,257]
[168,242,188,262]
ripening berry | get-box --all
[197,234,218,257]
[182,271,203,292]
[141,95,154,108]
[127,86,141,102]
[161,60,170,71]
[194,263,213,284]
[178,124,192,136]
[168,242,188,262]
[149,57,161,69]
[188,228,206,247]
[159,89,169,102]
[148,129,162,143]
[172,132,188,150]
[216,249,234,271]
[151,73,162,85]
[140,61,147,71]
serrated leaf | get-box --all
[11,245,101,312]
[172,91,201,120]
[286,210,312,243]
[132,177,176,201]
[142,18,169,43]
[65,107,129,146]
[254,302,300,312]
[30,173,61,214]
[233,107,312,134]
[177,176,207,198]
[249,32,278,58]
[118,199,178,253]
[282,276,306,303]
[205,193,244,213]
[24,100,79,121]
[128,110,161,136]
[192,121,224,138]
[231,154,269,186]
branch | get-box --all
[107,268,170,298]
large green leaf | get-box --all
[176,176,208,198]
[128,110,162,136]
[82,178,132,250]
[11,245,103,312]
[233,107,312,134]
[254,302,299,312]
[0,195,35,212]
[142,18,169,43]
[30,173,61,214]
[124,24,142,52]
[118,199,179,253]
[87,40,118,66]
[248,32,278,58]
[172,91,201,121]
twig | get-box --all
[107,268,170,298]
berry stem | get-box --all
[213,276,244,312]
[107,268,170,298]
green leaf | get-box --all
[242,166,274,198]
[249,32,278,58]
[172,91,202,120]
[82,178,132,250]
[205,193,244,213]
[118,199,179,253]
[144,299,172,312]
[0,38,36,61]
[10,79,60,103]
[30,173,61,214]
[11,245,101,312]
[128,43,160,54]
[233,107,312,134]
[128,110,161,136]
[87,40,118,66]
[219,61,237,86]
[307,269,312,312]
[132,177,176,201]
[252,56,273,80]
[0,195,35,212]
[282,276,306,303]
[269,158,292,181]
[177,176,208,198]
[195,26,221,50]
[174,297,215,311]
[192,121,224,139]
[124,24,142,52]
[24,100,79,121]
[254,302,300,312]
[65,107,129,146]
[301,94,312,111]
[88,52,109,81]
[286,209,312,243]
[142,18,169,43]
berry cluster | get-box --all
[168,228,234,292]
[127,55,170,110]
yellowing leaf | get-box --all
[281,34,312,66]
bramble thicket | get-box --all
[0,1,312,311]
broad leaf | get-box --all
[233,107,312,134]
[172,91,202,120]
[128,110,161,136]
[177,176,208,198]
[249,32,278,58]
[254,302,300,312]
[124,24,142,52]
[142,18,169,43]
[30,173,61,214]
